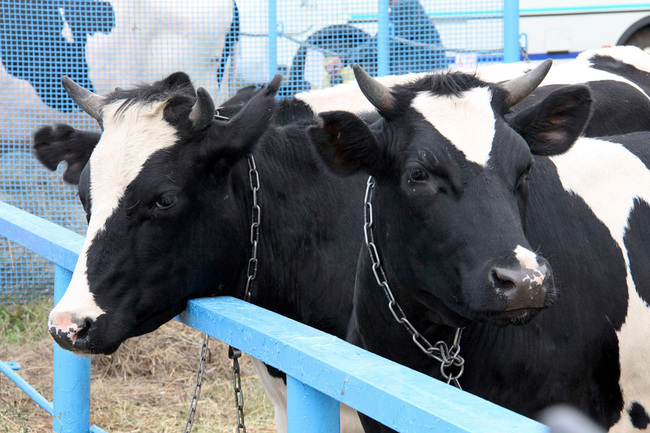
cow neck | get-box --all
[363,175,465,389]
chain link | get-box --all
[244,154,260,303]
[363,176,465,389]
[229,347,247,433]
[184,333,211,433]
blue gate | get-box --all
[0,200,547,433]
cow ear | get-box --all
[201,75,282,165]
[309,111,383,177]
[33,124,100,185]
[511,85,592,156]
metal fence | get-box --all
[0,0,518,300]
[0,199,547,433]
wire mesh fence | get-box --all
[0,0,510,301]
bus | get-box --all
[520,0,650,59]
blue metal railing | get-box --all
[0,193,547,432]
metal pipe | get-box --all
[268,0,278,79]
[504,0,521,62]
[377,0,390,76]
[0,359,54,415]
[287,375,339,433]
[53,265,91,433]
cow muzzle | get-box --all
[488,256,554,324]
[48,311,94,352]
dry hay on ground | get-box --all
[0,320,276,432]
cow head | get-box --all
[309,62,592,327]
[38,72,282,354]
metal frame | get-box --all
[1,191,547,433]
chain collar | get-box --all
[363,176,465,388]
[244,154,260,302]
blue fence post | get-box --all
[286,375,339,433]
[377,0,390,76]
[503,0,520,62]
[52,265,91,433]
[268,0,278,79]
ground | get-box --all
[0,299,276,433]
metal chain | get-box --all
[224,153,260,433]
[229,347,247,433]
[183,127,257,432]
[363,176,465,389]
[244,154,260,303]
[183,333,211,433]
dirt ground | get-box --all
[0,319,276,433]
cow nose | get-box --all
[48,312,92,350]
[490,261,550,310]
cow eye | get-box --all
[156,193,177,209]
[408,168,429,182]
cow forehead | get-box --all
[88,99,178,233]
[410,87,496,167]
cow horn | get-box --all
[502,59,553,107]
[61,76,106,121]
[353,64,396,111]
[189,87,215,131]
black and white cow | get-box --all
[502,46,650,137]
[35,50,650,432]
[309,65,650,432]
[35,73,367,433]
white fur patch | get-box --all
[577,45,650,74]
[296,72,425,115]
[411,88,496,167]
[514,245,545,288]
[50,99,179,326]
[550,137,650,432]
[514,245,539,270]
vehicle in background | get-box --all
[520,0,650,59]
[235,0,650,89]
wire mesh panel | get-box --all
[0,0,507,301]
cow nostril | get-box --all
[76,318,92,340]
[490,268,517,293]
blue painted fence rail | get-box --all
[0,197,548,432]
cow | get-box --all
[34,48,650,432]
[34,72,367,433]
[500,46,650,137]
[308,63,650,432]
[295,45,650,137]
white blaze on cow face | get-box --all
[49,99,179,329]
[551,137,650,432]
[411,87,496,167]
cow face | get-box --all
[42,72,281,354]
[310,64,592,327]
